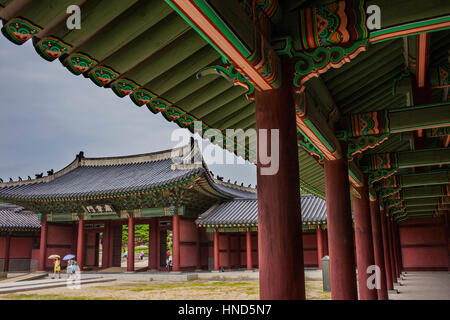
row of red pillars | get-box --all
[253,56,403,299]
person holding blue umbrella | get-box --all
[63,254,76,278]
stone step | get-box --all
[0,277,115,294]
[0,275,104,289]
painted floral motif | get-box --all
[350,111,389,137]
[294,40,368,89]
[88,66,119,87]
[130,88,156,106]
[110,79,139,98]
[1,18,41,45]
[36,37,71,61]
[298,0,367,50]
[65,53,97,75]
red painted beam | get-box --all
[417,33,429,88]
[169,0,274,91]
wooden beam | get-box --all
[403,185,446,199]
[166,0,280,91]
[398,148,450,168]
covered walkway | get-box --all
[390,272,450,300]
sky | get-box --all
[0,35,256,186]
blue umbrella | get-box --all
[63,254,75,261]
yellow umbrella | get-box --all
[48,254,60,259]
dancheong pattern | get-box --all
[350,111,390,137]
[64,53,98,75]
[35,37,72,61]
[88,66,120,87]
[293,40,368,89]
[298,0,368,50]
[1,18,41,45]
[110,79,140,98]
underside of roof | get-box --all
[0,0,449,222]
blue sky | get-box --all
[0,35,256,186]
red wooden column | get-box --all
[227,234,232,269]
[3,234,10,272]
[380,208,393,291]
[317,227,324,269]
[38,218,48,271]
[77,219,85,270]
[324,143,358,300]
[213,230,219,271]
[387,217,397,283]
[389,218,399,280]
[369,198,388,300]
[393,222,402,275]
[102,222,109,269]
[323,228,329,256]
[196,226,202,270]
[352,182,377,300]
[172,214,180,272]
[394,223,403,273]
[255,57,305,300]
[148,219,158,270]
[246,228,252,270]
[127,215,135,272]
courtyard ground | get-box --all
[0,279,330,300]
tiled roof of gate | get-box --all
[0,203,41,231]
[0,144,256,200]
[196,194,327,227]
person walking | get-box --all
[53,257,61,279]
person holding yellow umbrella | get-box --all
[48,254,61,279]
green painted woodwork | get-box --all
[403,186,446,199]
[389,103,450,133]
[192,86,247,119]
[400,171,449,188]
[405,198,444,207]
[397,148,450,169]
[405,205,439,213]
[205,97,252,127]
[75,0,172,62]
[5,0,76,27]
[147,46,219,96]
[38,0,138,56]
[367,0,450,36]
[175,78,233,111]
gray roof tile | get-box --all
[0,203,41,230]
[196,194,327,226]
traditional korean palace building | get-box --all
[0,144,329,273]
[0,0,449,300]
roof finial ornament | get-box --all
[76,151,85,161]
[28,176,31,180]
[9,178,13,182]
[217,175,223,181]
[47,169,54,176]
[227,179,230,183]
[35,173,43,179]
[234,181,237,184]
[18,177,22,181]
[0,178,3,183]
